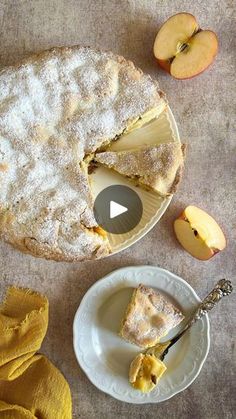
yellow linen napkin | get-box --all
[0,287,72,419]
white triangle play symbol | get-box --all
[110,200,128,219]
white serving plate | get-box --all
[73,266,210,404]
[90,107,180,254]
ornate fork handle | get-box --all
[189,278,233,324]
[158,279,233,360]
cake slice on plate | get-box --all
[119,284,184,348]
[95,142,186,196]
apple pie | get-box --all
[120,284,184,348]
[95,143,186,196]
[0,46,166,261]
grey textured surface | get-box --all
[0,1,235,418]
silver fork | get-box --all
[145,279,233,361]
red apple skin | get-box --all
[174,210,186,221]
[156,58,171,73]
[170,31,219,80]
[158,48,218,80]
[154,11,218,80]
[173,206,226,260]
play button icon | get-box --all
[110,201,128,219]
[94,185,143,234]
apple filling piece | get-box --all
[129,353,167,393]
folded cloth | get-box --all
[0,287,72,419]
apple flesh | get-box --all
[153,13,218,79]
[174,206,226,260]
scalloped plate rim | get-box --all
[73,266,210,403]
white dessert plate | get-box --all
[73,266,210,403]
[90,106,180,255]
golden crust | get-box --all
[168,144,186,194]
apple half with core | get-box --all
[153,13,218,79]
[174,206,226,260]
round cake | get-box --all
[0,46,167,261]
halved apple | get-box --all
[153,13,218,79]
[174,206,226,260]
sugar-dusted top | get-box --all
[0,46,165,261]
[120,284,184,348]
[96,143,185,196]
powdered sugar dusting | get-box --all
[120,284,184,348]
[0,46,165,261]
[96,143,184,196]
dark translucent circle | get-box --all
[93,185,143,234]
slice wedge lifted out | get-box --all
[95,142,186,196]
